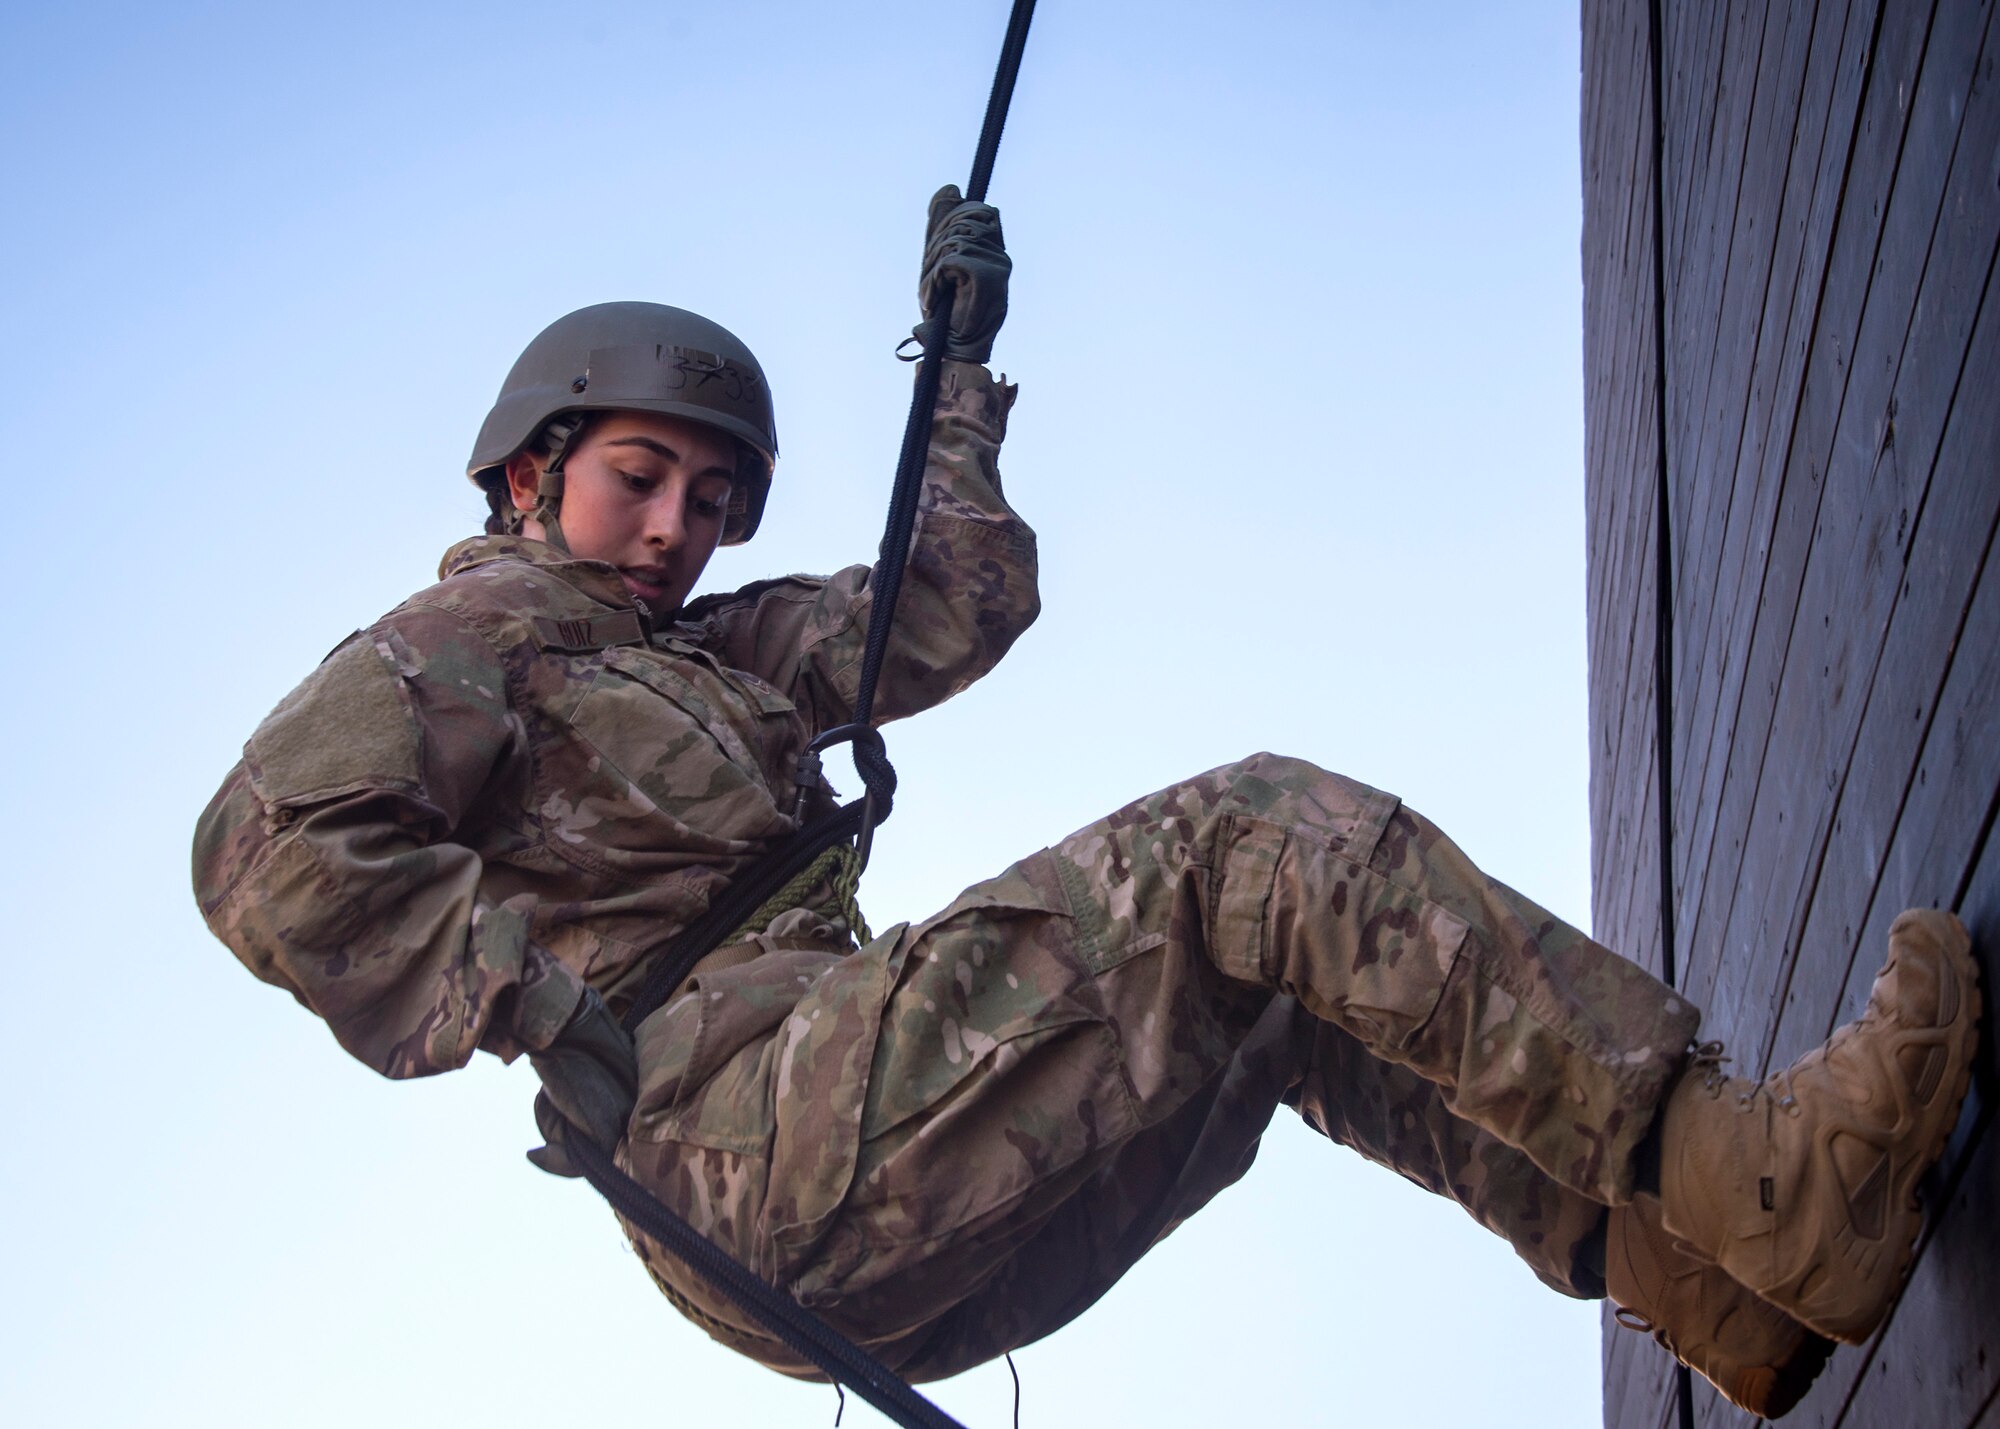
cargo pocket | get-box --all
[786,861,1138,1305]
[1208,812,1469,1054]
[628,947,843,1156]
[622,944,867,1291]
[564,646,793,852]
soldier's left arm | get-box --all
[691,359,1039,731]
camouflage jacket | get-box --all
[193,363,1035,1077]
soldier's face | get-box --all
[507,410,737,615]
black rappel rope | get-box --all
[802,0,1039,870]
[619,0,1036,1033]
[556,6,1039,1429]
[1643,1,1696,1427]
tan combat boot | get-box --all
[1657,909,1980,1344]
[1607,1193,1832,1418]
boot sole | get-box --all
[1741,1325,1835,1420]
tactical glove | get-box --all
[916,183,1010,364]
[525,986,638,1178]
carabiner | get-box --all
[807,722,893,868]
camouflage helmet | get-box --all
[467,301,778,546]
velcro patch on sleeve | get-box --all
[245,631,423,808]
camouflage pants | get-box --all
[619,754,1701,1380]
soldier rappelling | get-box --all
[189,10,1982,1423]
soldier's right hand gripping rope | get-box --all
[527,987,639,1179]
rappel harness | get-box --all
[548,7,1038,1428]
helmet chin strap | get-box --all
[507,415,585,554]
[532,454,572,554]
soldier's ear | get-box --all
[504,450,545,512]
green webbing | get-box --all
[722,841,872,948]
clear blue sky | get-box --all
[2,3,1612,1424]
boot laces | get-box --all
[1613,1306,1675,1354]
[1688,1039,1732,1093]
[1689,1037,1806,1113]
[1687,1039,1786,1113]
[1763,1064,1801,1113]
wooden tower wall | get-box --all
[1580,0,2000,1424]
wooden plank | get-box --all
[1668,0,1771,591]
[1770,0,2000,1055]
[1608,81,1660,603]
[1592,257,1659,741]
[1590,0,1668,958]
[1587,260,1659,815]
[1784,298,2000,1046]
[1717,216,1999,1429]
[1664,0,1817,1033]
[1676,0,1936,1031]
[1586,6,1680,1412]
[1584,4,2000,1428]
[1591,367,1662,968]
[1659,0,1715,428]
[1583,0,1656,922]
[1674,0,1901,1023]
[1599,438,1662,957]
[1829,629,2000,1429]
[1665,0,1731,322]
[1670,0,1817,814]
[1590,268,1666,958]
[1588,320,1658,942]
[1702,0,1979,1050]
[1594,18,1715,1427]
[1673,0,1872,955]
[1760,0,1992,1000]
[1593,231,1657,683]
[1696,189,1999,1429]
[1776,439,2000,1429]
[1603,579,1664,974]
[1674,0,1879,1004]
[1826,394,2000,1060]
[1580,0,1622,548]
